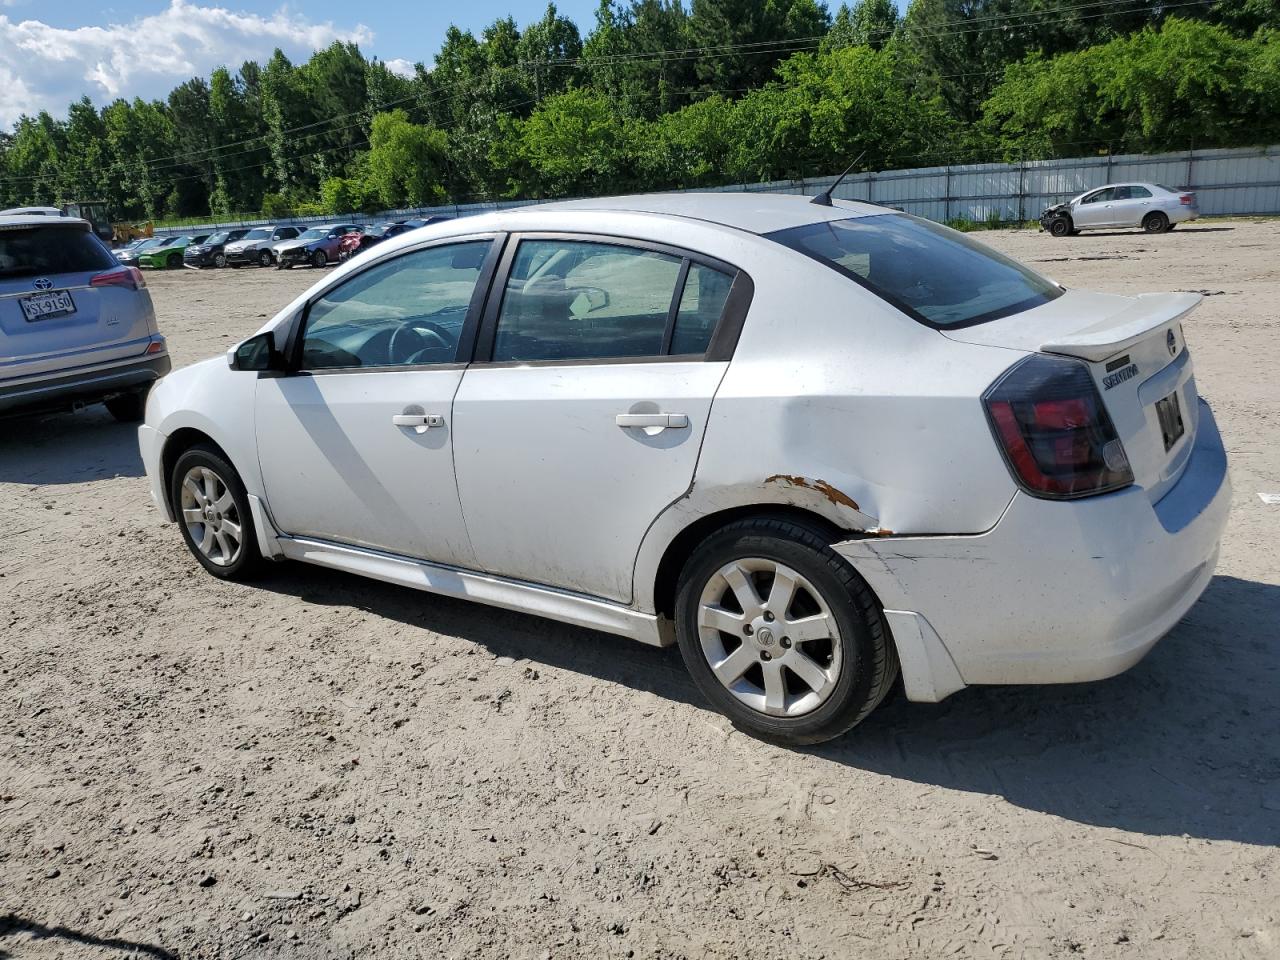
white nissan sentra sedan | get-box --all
[138,194,1230,744]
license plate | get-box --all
[1155,390,1185,451]
[20,289,76,322]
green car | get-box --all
[138,234,209,269]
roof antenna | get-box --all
[810,150,867,206]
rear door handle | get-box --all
[615,413,689,429]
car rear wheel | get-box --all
[1143,211,1170,233]
[170,444,264,581]
[104,386,149,422]
[1049,216,1072,238]
[214,253,227,268]
[674,516,899,745]
[258,250,273,267]
[312,250,327,268]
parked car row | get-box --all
[112,217,455,272]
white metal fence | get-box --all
[157,144,1280,235]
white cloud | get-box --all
[0,0,374,127]
[383,57,415,79]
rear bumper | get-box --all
[1170,206,1199,224]
[0,350,171,416]
[836,399,1230,701]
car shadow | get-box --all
[0,914,176,959]
[1072,226,1236,237]
[0,407,144,485]
[260,564,1279,847]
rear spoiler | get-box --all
[1039,292,1201,362]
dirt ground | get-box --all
[2,220,1278,960]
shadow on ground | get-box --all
[0,407,143,485]
[1066,226,1236,237]
[0,914,176,959]
[261,565,1280,848]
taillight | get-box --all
[91,265,145,290]
[983,354,1133,499]
[1179,194,1194,205]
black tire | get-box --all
[167,253,182,269]
[104,386,149,422]
[169,444,264,581]
[312,250,327,268]
[674,516,899,746]
[1049,216,1072,238]
[1143,211,1170,233]
[213,253,227,268]
[258,250,273,267]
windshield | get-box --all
[206,232,229,244]
[767,214,1062,328]
[243,229,271,241]
[298,228,328,240]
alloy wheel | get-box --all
[179,466,244,567]
[696,557,843,717]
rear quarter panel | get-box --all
[630,246,1021,612]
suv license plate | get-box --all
[20,289,76,321]
[1155,390,1185,451]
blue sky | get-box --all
[0,0,906,126]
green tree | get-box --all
[363,110,450,208]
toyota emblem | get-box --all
[1166,329,1177,357]
[33,277,53,290]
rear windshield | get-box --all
[0,225,116,280]
[767,214,1062,328]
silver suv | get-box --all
[0,215,169,421]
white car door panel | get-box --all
[256,369,475,565]
[453,362,727,601]
[254,238,499,566]
[451,236,744,602]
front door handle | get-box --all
[393,413,445,430]
[615,413,689,429]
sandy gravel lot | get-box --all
[2,221,1278,960]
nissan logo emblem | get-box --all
[1166,329,1177,357]
[33,277,53,290]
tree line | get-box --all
[2,0,1277,222]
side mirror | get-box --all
[228,332,282,372]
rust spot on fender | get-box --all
[764,474,860,512]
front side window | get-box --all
[767,214,1062,328]
[1082,188,1115,204]
[491,239,735,362]
[300,241,492,370]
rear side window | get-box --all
[1128,186,1152,199]
[0,226,115,279]
[767,214,1062,328]
[672,263,734,355]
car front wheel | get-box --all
[258,250,273,267]
[170,445,264,580]
[674,516,899,745]
[214,253,227,268]
[1049,216,1072,238]
[312,250,327,268]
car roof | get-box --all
[536,192,892,235]
[0,214,91,229]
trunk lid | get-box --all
[946,288,1202,502]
